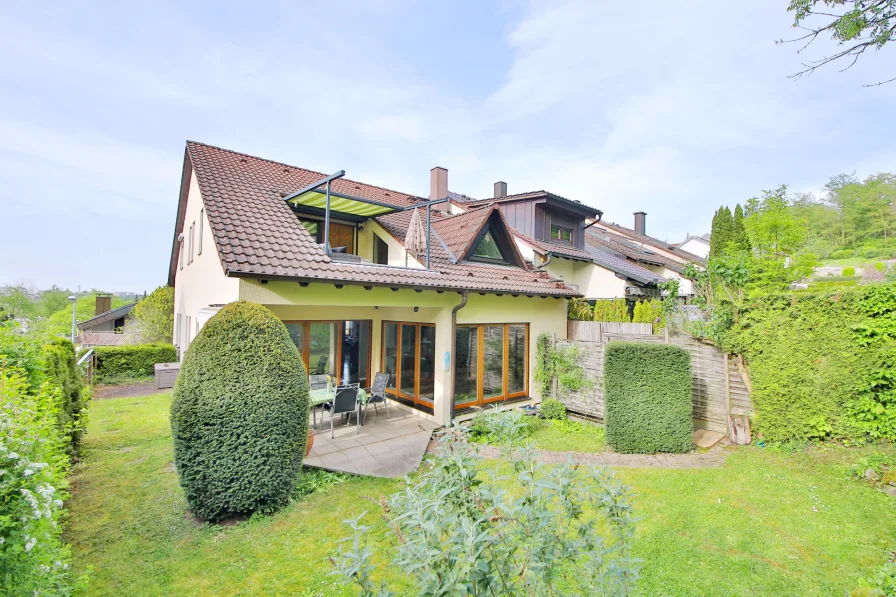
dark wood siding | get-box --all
[499,201,536,238]
[534,205,547,241]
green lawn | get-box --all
[528,417,607,452]
[67,393,896,596]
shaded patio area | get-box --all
[304,401,439,477]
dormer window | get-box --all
[472,230,505,261]
[551,223,573,244]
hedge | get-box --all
[42,338,88,457]
[170,301,309,522]
[604,342,693,454]
[94,343,177,382]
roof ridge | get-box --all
[185,140,417,200]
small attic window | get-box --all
[471,229,509,264]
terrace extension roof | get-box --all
[513,231,665,285]
[599,221,707,266]
[168,142,577,297]
[77,303,137,331]
[586,226,689,275]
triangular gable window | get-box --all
[471,228,509,263]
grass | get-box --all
[68,393,896,597]
[528,417,607,452]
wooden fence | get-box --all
[555,330,753,438]
[567,320,653,341]
[78,331,138,347]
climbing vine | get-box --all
[534,333,594,399]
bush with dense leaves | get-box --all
[94,343,177,382]
[128,286,174,343]
[170,301,309,522]
[0,367,83,596]
[539,397,567,420]
[843,266,856,277]
[42,339,88,457]
[604,342,692,454]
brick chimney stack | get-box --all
[430,167,448,212]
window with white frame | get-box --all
[198,209,203,255]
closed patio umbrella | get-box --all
[403,207,428,257]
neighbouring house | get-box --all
[168,142,578,425]
[585,213,706,297]
[449,185,666,300]
[77,294,137,346]
[677,233,711,259]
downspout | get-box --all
[535,253,553,270]
[449,291,469,421]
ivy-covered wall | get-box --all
[726,284,896,443]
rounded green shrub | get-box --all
[874,262,886,272]
[171,301,309,522]
[539,398,567,420]
[843,266,856,277]
[604,342,692,454]
[42,338,88,457]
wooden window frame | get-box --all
[381,320,436,407]
[198,209,203,255]
[282,320,372,387]
[455,323,529,407]
[550,223,573,245]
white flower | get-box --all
[24,537,36,552]
[7,452,19,460]
[0,537,5,544]
[23,469,34,476]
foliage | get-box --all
[744,185,803,258]
[294,468,349,501]
[604,342,693,454]
[0,322,47,391]
[784,0,896,84]
[732,203,751,252]
[632,299,664,332]
[170,301,309,522]
[0,285,38,319]
[567,297,593,321]
[128,286,174,343]
[331,430,639,597]
[709,206,733,258]
[534,333,594,400]
[539,397,567,420]
[593,299,630,322]
[94,343,177,382]
[844,266,857,277]
[71,392,896,596]
[876,262,887,272]
[726,285,896,442]
[41,339,88,458]
[468,405,535,447]
[0,366,83,596]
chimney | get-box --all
[95,293,112,316]
[494,181,507,199]
[430,166,448,212]
[634,211,647,235]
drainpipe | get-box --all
[535,253,553,270]
[449,291,469,421]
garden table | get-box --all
[309,385,368,429]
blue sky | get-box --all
[1,0,894,291]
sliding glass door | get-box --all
[382,321,436,408]
[453,323,529,409]
[284,320,371,387]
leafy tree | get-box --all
[709,206,734,258]
[824,172,861,245]
[781,0,896,86]
[38,286,72,318]
[744,186,803,258]
[732,203,751,252]
[0,285,37,319]
[129,286,174,343]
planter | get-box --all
[305,428,315,458]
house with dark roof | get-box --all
[168,142,577,424]
[449,184,667,300]
[677,233,711,259]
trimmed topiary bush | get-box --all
[539,398,567,420]
[170,301,309,522]
[94,343,177,382]
[604,342,692,454]
[843,266,856,277]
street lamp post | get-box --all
[68,295,77,343]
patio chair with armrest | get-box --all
[363,372,390,423]
[324,384,360,438]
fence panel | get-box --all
[554,330,754,437]
[568,321,653,341]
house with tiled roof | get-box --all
[449,184,667,300]
[168,142,576,424]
